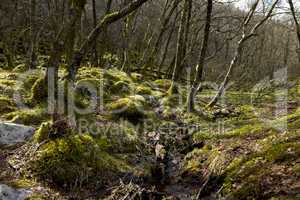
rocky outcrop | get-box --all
[0,122,35,145]
[0,184,31,200]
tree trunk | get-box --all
[168,0,189,94]
[91,0,98,67]
[287,0,300,63]
[28,0,37,69]
[186,0,213,112]
[45,1,86,121]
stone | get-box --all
[0,184,31,200]
[0,122,35,145]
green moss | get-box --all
[270,108,300,130]
[237,105,257,120]
[130,72,143,82]
[13,64,28,73]
[0,79,15,87]
[223,124,264,139]
[23,74,41,90]
[9,179,35,189]
[193,131,216,141]
[104,69,132,83]
[153,79,172,90]
[77,67,103,80]
[110,81,130,94]
[294,164,300,177]
[34,122,52,143]
[264,142,300,163]
[98,120,140,153]
[4,108,49,126]
[108,95,146,123]
[28,78,48,104]
[135,85,152,95]
[102,53,120,67]
[224,156,245,174]
[31,134,131,187]
[221,138,300,199]
[183,145,224,176]
[74,78,103,109]
[222,157,267,199]
[25,194,45,200]
[0,95,16,113]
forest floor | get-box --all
[0,66,299,199]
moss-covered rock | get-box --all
[4,108,49,126]
[28,78,48,104]
[104,69,132,83]
[135,85,152,95]
[153,79,172,90]
[30,134,131,187]
[108,95,146,123]
[13,64,28,73]
[110,81,130,94]
[77,67,103,80]
[130,72,143,82]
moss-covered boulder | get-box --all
[4,108,49,126]
[108,95,146,123]
[104,69,132,84]
[135,85,152,95]
[110,81,130,94]
[30,134,131,187]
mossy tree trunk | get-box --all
[44,1,86,122]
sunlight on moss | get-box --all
[31,134,132,187]
[33,122,52,143]
[108,95,146,123]
[28,77,48,104]
[4,107,49,126]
